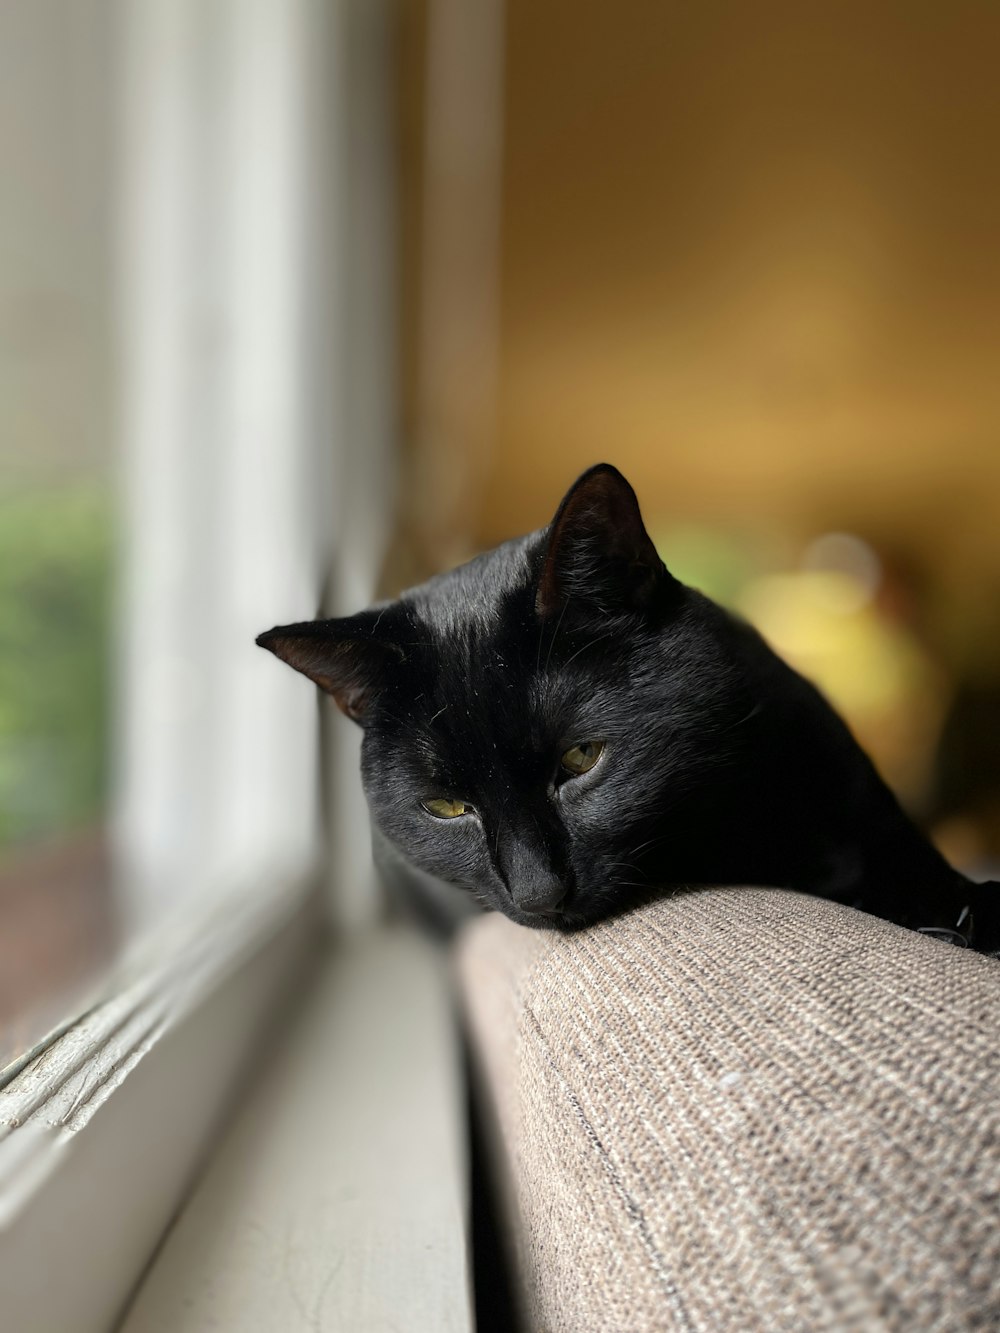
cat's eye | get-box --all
[560,741,605,776]
[422,797,472,820]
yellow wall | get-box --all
[481,0,1000,593]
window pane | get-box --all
[0,2,119,1069]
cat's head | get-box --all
[258,465,750,928]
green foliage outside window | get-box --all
[0,487,113,848]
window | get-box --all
[0,3,407,1327]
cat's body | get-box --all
[259,465,999,951]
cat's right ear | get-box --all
[255,614,402,723]
[536,463,674,619]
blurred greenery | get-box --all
[0,487,114,848]
[651,522,766,609]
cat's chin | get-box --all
[498,906,570,931]
[497,902,625,933]
[497,883,688,933]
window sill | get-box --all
[119,928,472,1332]
[0,875,321,1333]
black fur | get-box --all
[258,464,1000,951]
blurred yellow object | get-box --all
[740,570,948,806]
[931,815,986,870]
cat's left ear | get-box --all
[536,464,674,618]
[256,612,402,723]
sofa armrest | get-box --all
[456,887,1000,1332]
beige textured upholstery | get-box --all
[456,887,1000,1332]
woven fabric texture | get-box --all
[456,887,1000,1332]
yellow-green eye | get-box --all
[560,741,605,776]
[422,797,471,819]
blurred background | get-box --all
[2,0,999,1058]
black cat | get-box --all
[258,464,999,952]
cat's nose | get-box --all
[513,874,566,916]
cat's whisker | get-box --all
[540,599,570,675]
[603,859,645,878]
[724,701,764,731]
[561,630,615,670]
[622,829,687,864]
[624,834,671,859]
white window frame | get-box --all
[0,0,505,1322]
[0,1,430,1328]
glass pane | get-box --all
[1,0,357,1071]
[0,4,119,1068]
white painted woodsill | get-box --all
[0,877,320,1333]
[119,928,472,1333]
